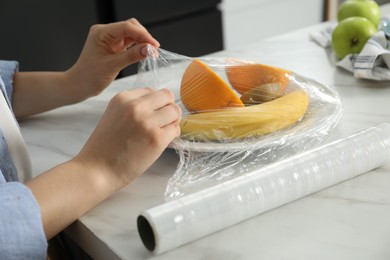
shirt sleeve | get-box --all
[0,60,19,104]
[0,60,47,258]
[0,179,47,259]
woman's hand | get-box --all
[12,18,159,119]
[76,87,181,190]
[27,87,181,239]
[67,18,160,99]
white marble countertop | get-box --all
[21,5,390,260]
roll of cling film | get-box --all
[137,124,390,254]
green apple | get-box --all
[337,0,381,28]
[332,16,377,59]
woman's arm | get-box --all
[26,87,181,239]
[12,71,74,118]
[12,18,159,119]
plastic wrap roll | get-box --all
[137,124,390,254]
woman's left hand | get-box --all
[67,18,159,99]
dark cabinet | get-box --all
[0,1,98,72]
[112,0,223,76]
[0,0,223,76]
[113,0,220,24]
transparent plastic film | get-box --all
[135,46,343,200]
[137,124,390,254]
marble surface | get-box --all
[20,7,390,260]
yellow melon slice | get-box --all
[180,59,244,113]
[225,62,292,95]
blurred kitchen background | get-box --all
[0,0,388,77]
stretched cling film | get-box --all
[134,46,343,200]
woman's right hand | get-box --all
[75,87,182,191]
[27,87,181,239]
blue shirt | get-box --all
[0,60,47,259]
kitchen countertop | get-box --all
[21,5,390,260]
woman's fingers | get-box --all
[125,18,160,46]
[152,102,182,128]
[113,43,148,68]
[140,88,175,111]
[124,87,155,100]
[124,88,181,130]
[113,88,181,128]
[99,18,159,48]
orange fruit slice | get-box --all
[180,59,244,113]
[225,62,292,95]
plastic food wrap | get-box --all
[137,123,390,254]
[134,46,343,200]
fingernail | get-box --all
[141,46,148,56]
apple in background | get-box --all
[337,0,381,28]
[332,17,377,59]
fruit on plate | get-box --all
[332,16,377,59]
[225,62,291,95]
[180,59,244,112]
[180,89,309,141]
[337,0,381,28]
[240,83,284,105]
